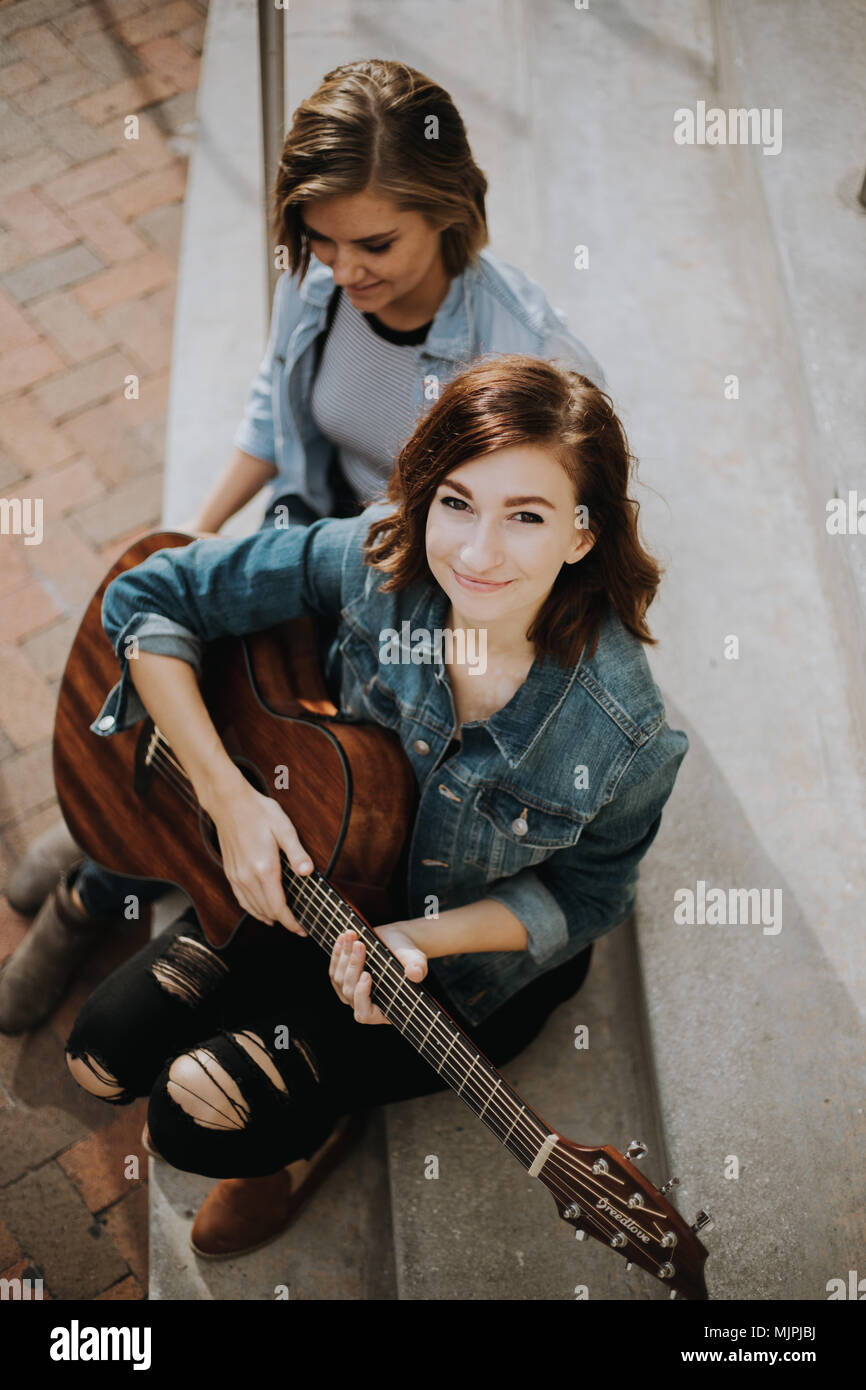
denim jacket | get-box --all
[89,504,688,1026]
[232,250,606,519]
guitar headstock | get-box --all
[542,1137,711,1300]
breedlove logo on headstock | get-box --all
[536,1135,712,1300]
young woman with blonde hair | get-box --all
[1,58,604,1037]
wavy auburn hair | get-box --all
[272,58,488,280]
[363,356,662,667]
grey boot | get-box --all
[0,866,114,1034]
[6,819,84,916]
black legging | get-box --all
[66,906,592,1178]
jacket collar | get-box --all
[408,581,580,769]
[297,259,475,363]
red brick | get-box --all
[0,189,77,256]
[0,642,55,749]
[12,64,106,117]
[177,19,206,56]
[133,36,199,93]
[55,0,146,42]
[115,2,198,47]
[0,742,56,823]
[100,1184,148,1288]
[0,397,76,471]
[75,468,162,545]
[98,297,173,373]
[0,290,39,355]
[0,230,29,276]
[1,802,65,862]
[0,580,59,643]
[5,456,105,516]
[108,162,186,219]
[96,1273,144,1299]
[0,341,64,396]
[58,1101,149,1212]
[28,350,138,422]
[0,536,30,597]
[116,111,176,174]
[74,250,174,313]
[42,152,138,210]
[27,516,106,604]
[0,62,41,97]
[74,72,177,127]
[0,147,70,198]
[28,290,112,364]
[21,614,78,680]
[64,196,149,264]
[11,23,81,77]
[62,398,158,484]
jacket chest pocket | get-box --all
[338,624,403,730]
[466,786,590,881]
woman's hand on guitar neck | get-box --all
[211,779,314,934]
[329,925,428,1025]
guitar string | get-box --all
[145,740,670,1263]
[145,742,669,1265]
[144,739,670,1265]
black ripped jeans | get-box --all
[66,907,593,1179]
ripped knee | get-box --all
[151,934,229,1007]
[166,1049,250,1130]
[66,1051,128,1100]
[231,1031,288,1093]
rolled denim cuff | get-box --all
[484,869,570,965]
[233,418,276,465]
[89,614,204,738]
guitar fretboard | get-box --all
[281,857,556,1176]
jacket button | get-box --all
[512,809,529,836]
[98,715,116,731]
[413,739,430,755]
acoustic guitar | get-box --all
[53,531,712,1300]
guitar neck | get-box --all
[281,858,558,1177]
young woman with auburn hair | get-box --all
[0,57,603,1037]
[64,355,688,1260]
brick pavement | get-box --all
[0,0,209,1301]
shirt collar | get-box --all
[298,259,475,362]
[410,582,579,769]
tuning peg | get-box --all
[562,1202,580,1220]
[574,1229,587,1241]
[626,1139,648,1161]
[625,1262,634,1272]
[660,1176,680,1195]
[669,1290,680,1300]
[692,1209,714,1235]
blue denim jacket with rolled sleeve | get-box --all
[231,249,606,519]
[90,504,687,1026]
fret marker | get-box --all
[527,1134,558,1178]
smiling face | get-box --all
[301,187,449,323]
[424,444,596,651]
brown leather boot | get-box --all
[6,819,83,916]
[189,1112,367,1259]
[0,866,119,1034]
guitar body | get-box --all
[53,531,417,948]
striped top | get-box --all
[310,287,433,506]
